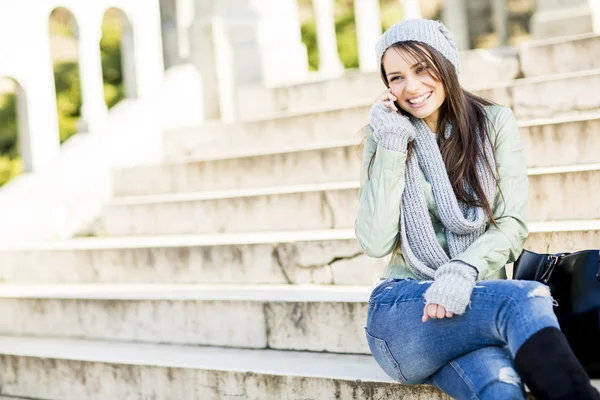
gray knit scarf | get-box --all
[400,118,497,280]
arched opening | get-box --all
[101,8,138,108]
[48,7,82,144]
[0,77,28,184]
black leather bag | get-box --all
[512,249,600,378]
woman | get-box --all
[356,18,599,400]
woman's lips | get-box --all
[406,92,432,109]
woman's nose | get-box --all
[405,76,421,94]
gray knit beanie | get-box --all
[376,19,459,74]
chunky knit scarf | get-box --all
[399,118,497,280]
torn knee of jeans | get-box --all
[528,285,551,298]
[498,367,521,387]
[528,285,559,306]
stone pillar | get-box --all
[442,0,469,50]
[189,0,308,122]
[128,0,164,100]
[17,47,61,172]
[160,0,181,69]
[491,0,508,47]
[77,21,108,133]
[252,0,309,86]
[313,0,344,77]
[121,19,138,99]
[176,0,194,61]
[531,0,600,39]
[354,0,381,72]
[401,0,422,19]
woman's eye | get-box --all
[416,65,429,74]
[390,76,403,82]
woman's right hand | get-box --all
[376,88,398,112]
[368,90,417,152]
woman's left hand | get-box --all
[422,303,454,322]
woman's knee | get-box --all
[506,280,557,313]
[478,376,525,400]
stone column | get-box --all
[491,0,508,47]
[189,0,308,122]
[176,0,194,61]
[129,0,164,100]
[442,0,469,50]
[160,0,180,69]
[313,0,344,77]
[121,18,138,99]
[252,0,309,86]
[77,21,108,133]
[401,0,422,19]
[17,43,61,172]
[354,0,381,72]
[531,0,600,39]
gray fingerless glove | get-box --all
[368,102,417,152]
[423,261,479,315]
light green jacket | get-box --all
[355,105,529,281]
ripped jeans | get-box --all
[365,278,560,400]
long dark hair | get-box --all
[369,41,500,225]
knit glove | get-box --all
[368,102,417,153]
[423,261,478,315]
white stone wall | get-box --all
[0,0,163,172]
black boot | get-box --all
[515,326,600,400]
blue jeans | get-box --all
[365,278,560,400]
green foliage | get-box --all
[335,11,359,69]
[54,62,82,143]
[0,93,21,185]
[0,155,22,186]
[0,93,18,155]
[100,19,125,108]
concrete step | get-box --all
[119,115,600,197]
[0,336,452,400]
[0,283,371,353]
[227,68,600,122]
[103,165,600,236]
[0,230,380,285]
[162,105,366,162]
[1,219,600,285]
[476,69,600,120]
[116,141,361,197]
[520,33,600,78]
[163,85,600,164]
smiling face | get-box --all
[382,46,446,132]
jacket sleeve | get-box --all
[453,107,529,279]
[355,125,408,258]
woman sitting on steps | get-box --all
[355,18,599,400]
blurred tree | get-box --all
[101,16,125,108]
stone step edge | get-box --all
[519,31,599,49]
[127,111,600,170]
[136,138,362,168]
[3,219,600,252]
[109,163,600,205]
[221,68,600,123]
[469,67,600,90]
[0,283,370,302]
[0,335,390,382]
[0,336,598,394]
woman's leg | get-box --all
[365,278,559,384]
[428,346,526,400]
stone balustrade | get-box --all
[0,0,163,172]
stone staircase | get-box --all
[0,33,599,399]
